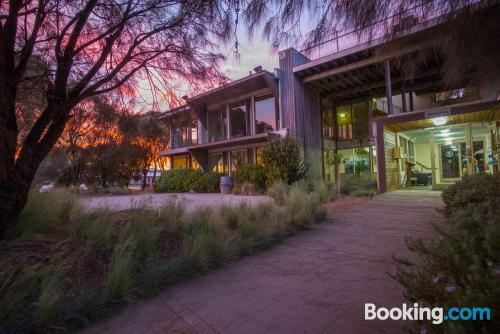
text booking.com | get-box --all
[365,303,491,324]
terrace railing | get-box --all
[300,2,460,61]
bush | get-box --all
[232,164,269,193]
[261,137,308,185]
[153,169,221,193]
[442,173,500,217]
[337,174,377,196]
[393,173,500,334]
[266,180,289,205]
[0,184,328,333]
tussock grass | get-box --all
[1,184,328,333]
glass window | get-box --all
[190,114,198,145]
[230,101,247,138]
[208,107,227,142]
[172,154,189,169]
[254,95,276,133]
[255,146,265,165]
[208,152,229,174]
[231,149,248,171]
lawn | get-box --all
[0,182,327,333]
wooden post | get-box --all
[375,122,387,193]
[430,134,436,188]
[409,90,414,111]
[332,100,341,198]
[401,74,407,113]
[384,59,394,115]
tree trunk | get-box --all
[0,166,35,239]
[142,171,147,190]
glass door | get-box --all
[439,143,461,181]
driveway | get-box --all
[81,190,445,334]
[81,192,271,213]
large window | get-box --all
[254,94,276,133]
[230,149,248,171]
[172,154,189,169]
[171,116,188,149]
[230,101,247,138]
[208,107,227,142]
[208,152,228,174]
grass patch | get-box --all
[0,184,328,333]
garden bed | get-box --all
[0,183,327,333]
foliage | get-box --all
[337,174,377,196]
[232,164,269,194]
[312,179,336,203]
[0,184,328,332]
[261,137,308,185]
[153,169,221,193]
[393,174,500,334]
[266,180,289,205]
[0,0,232,237]
[441,173,500,217]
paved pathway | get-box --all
[81,190,445,334]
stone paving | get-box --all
[80,190,445,334]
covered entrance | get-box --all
[374,101,500,192]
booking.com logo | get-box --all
[365,303,491,324]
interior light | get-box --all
[432,116,447,126]
[445,139,453,145]
[440,129,450,133]
[339,113,346,118]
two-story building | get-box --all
[159,69,283,173]
[159,4,500,193]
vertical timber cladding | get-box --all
[279,48,323,179]
[384,128,399,191]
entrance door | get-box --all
[439,143,461,181]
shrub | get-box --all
[393,173,500,334]
[261,137,308,185]
[153,169,221,193]
[232,164,269,193]
[312,179,337,203]
[442,173,500,217]
[266,180,289,205]
[337,174,377,196]
[1,181,328,333]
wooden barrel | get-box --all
[220,176,233,194]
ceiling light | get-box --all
[445,139,453,145]
[440,129,450,133]
[339,113,346,118]
[432,116,447,126]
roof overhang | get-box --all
[188,132,278,151]
[373,99,500,132]
[187,70,277,108]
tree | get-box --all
[0,0,233,237]
[119,111,169,189]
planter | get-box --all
[220,176,233,194]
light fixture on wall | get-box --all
[339,113,346,119]
[432,116,447,126]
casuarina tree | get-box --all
[0,0,238,238]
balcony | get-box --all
[300,3,469,61]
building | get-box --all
[159,4,500,193]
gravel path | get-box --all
[80,192,271,213]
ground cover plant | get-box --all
[0,183,327,333]
[393,173,500,333]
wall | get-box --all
[383,129,399,191]
[279,48,323,180]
